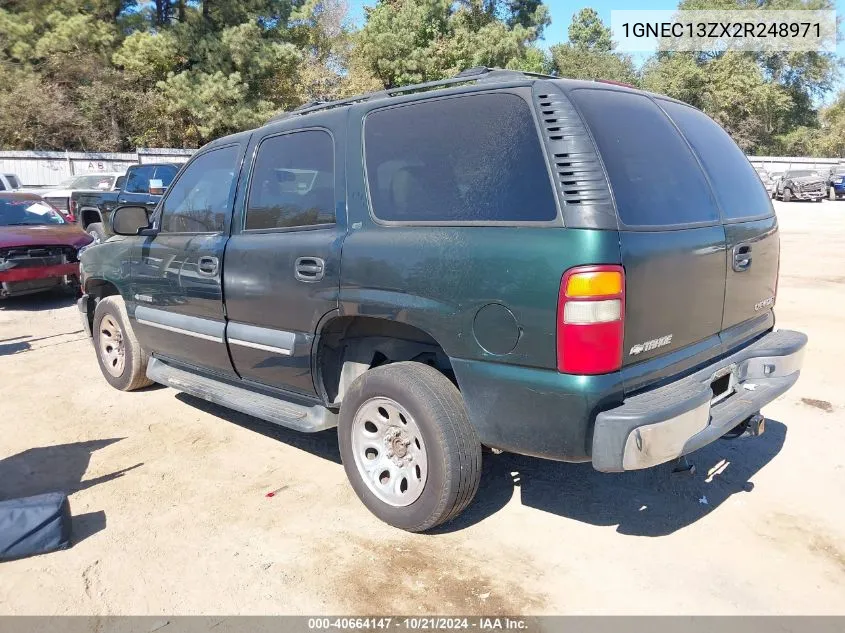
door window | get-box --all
[245,130,335,230]
[159,145,239,233]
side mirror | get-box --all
[111,205,152,236]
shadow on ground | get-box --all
[438,419,787,536]
[0,438,143,546]
[0,290,77,312]
[176,393,341,463]
[177,389,787,537]
[0,330,85,356]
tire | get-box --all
[830,186,837,201]
[87,222,107,244]
[338,361,482,532]
[783,188,792,202]
[92,295,152,391]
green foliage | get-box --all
[549,8,639,84]
[352,0,548,88]
[0,0,841,156]
[643,0,841,153]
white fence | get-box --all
[2,148,840,187]
[0,148,195,187]
[747,156,841,173]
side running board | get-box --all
[146,357,337,432]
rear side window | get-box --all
[246,130,335,230]
[570,89,719,227]
[6,175,20,189]
[364,93,557,223]
[660,100,772,220]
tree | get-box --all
[351,0,549,89]
[550,8,639,84]
[643,0,841,153]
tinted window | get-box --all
[365,93,557,223]
[124,166,155,193]
[660,100,772,220]
[159,146,239,233]
[0,180,5,191]
[6,175,20,189]
[570,89,718,227]
[246,131,335,230]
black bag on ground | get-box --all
[0,492,71,561]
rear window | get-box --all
[569,89,719,227]
[660,100,772,220]
[364,93,557,223]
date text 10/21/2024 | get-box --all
[307,618,529,630]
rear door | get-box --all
[568,88,727,373]
[223,126,344,397]
[658,100,778,346]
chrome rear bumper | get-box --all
[592,329,806,472]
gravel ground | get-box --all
[0,200,843,615]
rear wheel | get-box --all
[338,361,482,532]
[783,188,793,202]
[93,296,152,391]
[87,222,107,244]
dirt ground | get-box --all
[1,200,843,615]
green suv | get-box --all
[77,68,806,531]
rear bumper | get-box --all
[592,329,806,472]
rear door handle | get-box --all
[295,257,325,282]
[198,256,219,276]
[733,244,752,272]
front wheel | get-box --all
[93,296,153,391]
[338,362,482,532]
[783,188,793,202]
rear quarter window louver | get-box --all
[533,83,617,229]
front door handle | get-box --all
[733,244,752,272]
[295,257,325,282]
[198,256,219,276]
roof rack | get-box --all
[265,67,557,125]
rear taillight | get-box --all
[557,265,625,375]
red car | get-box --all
[0,193,94,298]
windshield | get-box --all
[0,199,66,226]
[56,174,116,189]
[790,170,819,178]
